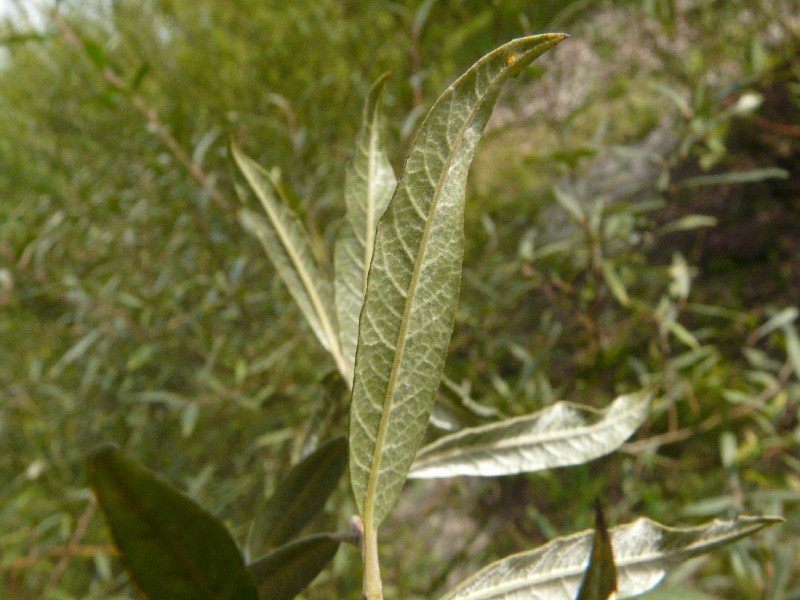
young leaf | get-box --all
[247,436,347,559]
[334,73,397,381]
[349,32,568,532]
[247,534,342,600]
[88,445,258,600]
[575,502,617,600]
[439,515,781,600]
[232,142,348,378]
[409,391,650,478]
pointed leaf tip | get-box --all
[335,73,397,381]
[439,515,780,600]
[410,391,651,479]
[88,445,258,600]
[247,436,347,558]
[575,501,618,600]
[232,142,348,379]
[349,33,568,530]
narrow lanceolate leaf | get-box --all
[409,391,650,479]
[350,33,568,530]
[232,142,347,378]
[246,436,347,559]
[575,503,617,600]
[247,534,341,600]
[440,515,781,600]
[335,73,397,382]
[88,445,258,600]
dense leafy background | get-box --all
[1,1,799,598]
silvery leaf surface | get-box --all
[232,143,347,377]
[441,515,781,600]
[410,391,650,478]
[334,73,396,382]
[349,34,568,529]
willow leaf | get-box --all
[247,534,341,600]
[246,436,347,559]
[88,445,258,600]
[440,515,782,600]
[575,503,617,600]
[409,391,650,479]
[232,142,347,377]
[335,73,397,382]
[349,33,568,530]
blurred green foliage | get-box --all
[1,0,799,598]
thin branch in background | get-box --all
[623,358,795,454]
[42,495,98,595]
[48,9,230,212]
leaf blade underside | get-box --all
[349,33,569,529]
[409,391,650,478]
[232,142,347,378]
[334,73,397,382]
[440,515,781,600]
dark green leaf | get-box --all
[575,502,618,600]
[88,445,258,600]
[247,436,347,558]
[247,534,341,600]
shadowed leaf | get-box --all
[247,534,342,600]
[88,445,258,600]
[247,436,347,558]
[575,502,618,600]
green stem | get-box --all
[362,526,382,600]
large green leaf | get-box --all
[440,515,781,600]
[88,445,258,600]
[349,33,568,531]
[246,436,347,559]
[247,534,342,600]
[232,142,347,378]
[409,391,650,478]
[334,73,397,383]
[575,503,617,600]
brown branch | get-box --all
[51,12,230,211]
[623,358,795,454]
[42,496,99,595]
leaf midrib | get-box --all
[362,104,382,293]
[101,458,219,599]
[447,518,777,600]
[236,150,347,378]
[361,62,508,529]
[413,397,647,468]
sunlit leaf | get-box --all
[247,534,342,600]
[349,33,568,530]
[440,515,781,600]
[334,73,397,382]
[575,502,617,600]
[751,306,798,342]
[232,142,347,378]
[88,445,258,600]
[247,436,347,559]
[656,214,717,235]
[410,391,649,478]
[783,324,800,381]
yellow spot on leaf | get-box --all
[505,53,518,66]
